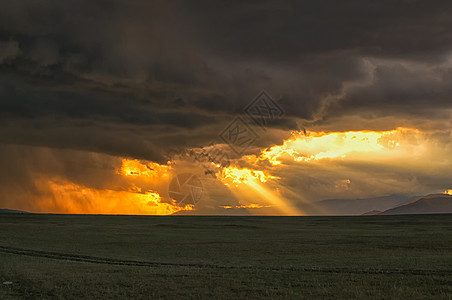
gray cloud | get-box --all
[2,1,452,213]
[1,1,452,140]
[0,41,20,62]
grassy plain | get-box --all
[0,214,451,299]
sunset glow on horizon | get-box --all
[5,125,448,216]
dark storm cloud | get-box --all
[180,0,452,125]
[185,1,445,59]
[1,0,452,161]
[325,59,452,118]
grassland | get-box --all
[0,214,451,299]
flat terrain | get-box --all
[0,214,451,299]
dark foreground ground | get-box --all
[0,214,451,299]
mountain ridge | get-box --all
[379,194,452,215]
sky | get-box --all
[1,0,452,215]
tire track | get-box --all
[0,245,216,268]
[0,245,450,276]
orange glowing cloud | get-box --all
[259,127,424,165]
[219,204,273,209]
[34,178,191,215]
[118,158,170,179]
[26,158,193,215]
[219,166,275,187]
[215,165,302,215]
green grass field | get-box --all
[0,214,451,299]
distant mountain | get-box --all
[314,195,411,215]
[361,210,382,216]
[379,194,452,215]
[392,194,448,208]
[0,209,30,214]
